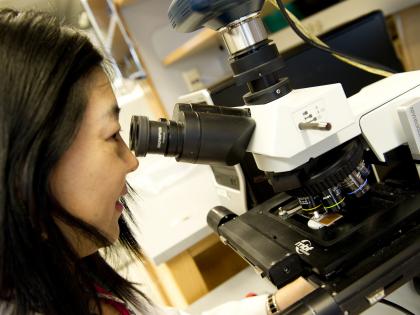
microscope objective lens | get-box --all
[321,185,346,212]
[342,160,371,198]
[297,195,322,213]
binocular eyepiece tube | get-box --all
[129,104,256,165]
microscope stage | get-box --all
[217,181,420,282]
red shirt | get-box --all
[95,285,131,315]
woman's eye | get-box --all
[110,130,122,141]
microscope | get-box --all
[130,0,420,313]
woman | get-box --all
[0,9,314,315]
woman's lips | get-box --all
[115,200,124,212]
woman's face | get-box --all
[50,70,139,255]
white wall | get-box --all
[120,0,232,115]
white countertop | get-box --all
[187,267,275,314]
[127,155,221,265]
[186,267,420,315]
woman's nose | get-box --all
[122,140,139,173]
[127,150,139,173]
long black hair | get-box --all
[0,9,150,315]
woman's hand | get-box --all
[274,277,316,312]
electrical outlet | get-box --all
[182,68,205,92]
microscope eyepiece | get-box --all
[129,116,183,157]
[129,104,256,165]
[129,116,149,157]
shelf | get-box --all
[163,28,220,66]
[81,0,167,116]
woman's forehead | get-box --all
[83,71,118,125]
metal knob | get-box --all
[298,122,332,131]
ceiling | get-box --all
[0,0,84,26]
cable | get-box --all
[268,0,396,77]
[270,0,394,76]
[379,299,416,315]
